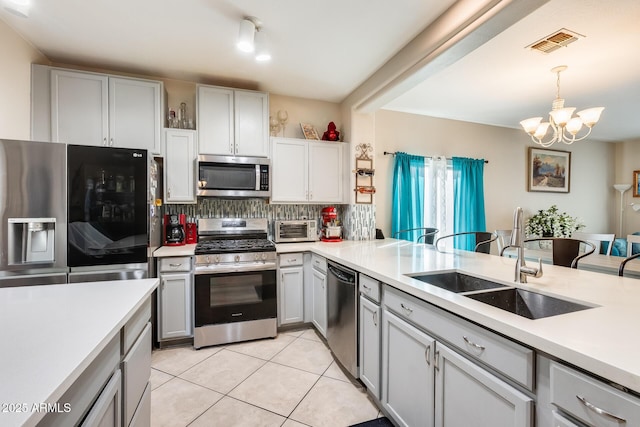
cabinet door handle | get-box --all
[362,284,371,293]
[463,336,486,351]
[425,345,431,366]
[235,143,238,153]
[400,303,413,314]
[576,395,626,423]
[434,349,440,371]
[103,137,107,146]
[372,310,377,327]
[109,138,114,146]
[309,191,313,200]
[169,263,182,268]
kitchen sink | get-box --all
[408,272,509,293]
[466,288,593,319]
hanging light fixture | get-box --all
[520,66,604,147]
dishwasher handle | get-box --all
[328,265,356,284]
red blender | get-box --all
[321,206,342,242]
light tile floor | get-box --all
[150,327,382,427]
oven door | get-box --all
[194,270,277,327]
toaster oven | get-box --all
[274,220,319,243]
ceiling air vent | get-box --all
[527,28,584,54]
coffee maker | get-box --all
[321,206,342,242]
[164,214,186,246]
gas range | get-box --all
[194,218,276,274]
[193,217,278,349]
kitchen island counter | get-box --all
[302,239,640,395]
[0,278,158,427]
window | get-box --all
[424,157,453,247]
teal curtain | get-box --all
[453,157,486,250]
[392,152,425,242]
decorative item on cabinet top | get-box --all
[300,123,320,140]
[168,102,194,129]
[355,143,375,204]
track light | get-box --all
[236,17,271,62]
[4,0,30,17]
[237,18,256,53]
[254,30,271,62]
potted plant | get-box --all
[525,205,585,238]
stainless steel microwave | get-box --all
[198,155,270,198]
[273,220,319,243]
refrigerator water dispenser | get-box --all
[8,218,56,264]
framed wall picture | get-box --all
[634,170,640,197]
[528,147,571,193]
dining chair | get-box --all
[523,237,596,268]
[618,252,640,276]
[626,234,640,257]
[393,227,439,244]
[494,229,512,254]
[571,232,615,256]
[434,231,497,254]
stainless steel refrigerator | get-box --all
[66,145,149,282]
[148,157,163,278]
[0,139,68,287]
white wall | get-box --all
[374,109,616,238]
[0,19,48,139]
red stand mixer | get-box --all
[321,206,342,242]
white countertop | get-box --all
[153,243,197,257]
[154,239,640,394]
[0,278,159,427]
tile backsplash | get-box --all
[164,199,375,240]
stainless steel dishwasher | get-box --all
[327,261,358,378]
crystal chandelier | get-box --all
[520,66,604,147]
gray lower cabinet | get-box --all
[381,284,534,427]
[549,361,640,426]
[311,256,327,337]
[278,253,305,326]
[435,342,533,426]
[382,308,436,427]
[122,323,151,426]
[158,256,193,341]
[359,294,380,399]
[81,369,122,427]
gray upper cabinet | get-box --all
[51,69,108,147]
[32,65,163,155]
[108,76,162,153]
[197,84,269,157]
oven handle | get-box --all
[195,263,277,275]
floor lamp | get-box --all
[614,184,631,237]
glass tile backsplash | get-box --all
[164,199,375,240]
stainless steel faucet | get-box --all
[511,207,542,283]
